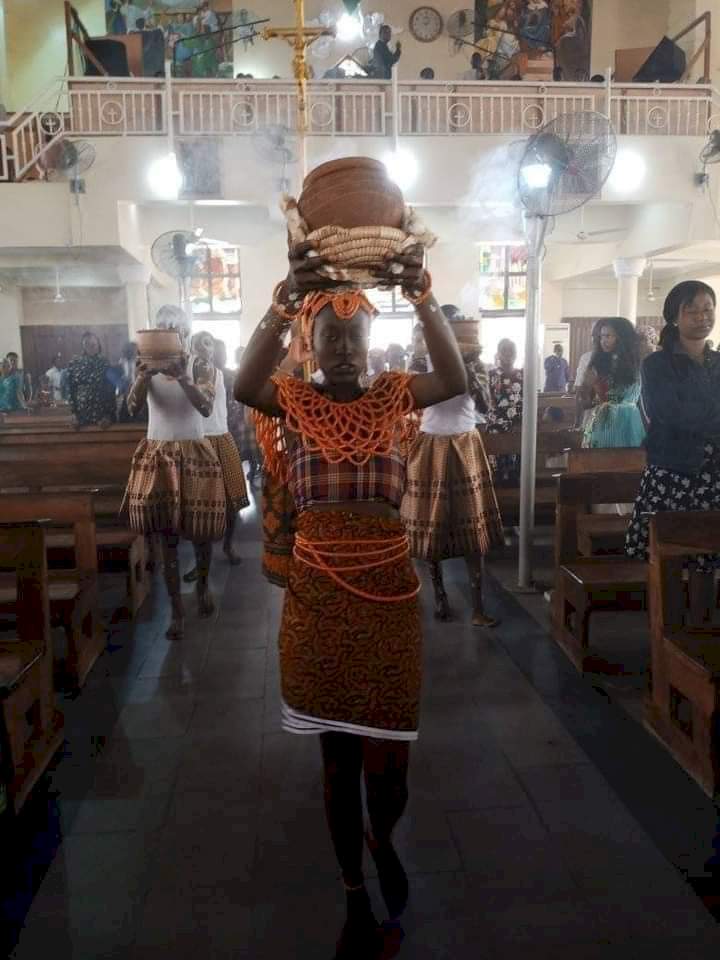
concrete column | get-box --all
[119,265,151,340]
[0,286,23,361]
[613,257,647,325]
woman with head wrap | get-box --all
[235,242,466,959]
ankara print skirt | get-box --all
[401,429,503,561]
[625,443,720,571]
[124,438,226,542]
[261,472,297,588]
[279,511,422,740]
[207,432,250,512]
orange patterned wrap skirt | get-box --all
[279,510,422,740]
[207,432,250,511]
[125,438,226,542]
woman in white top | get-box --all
[124,306,226,639]
[183,332,249,581]
[401,308,503,625]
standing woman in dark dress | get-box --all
[626,280,720,617]
[66,333,117,427]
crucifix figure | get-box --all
[262,0,335,137]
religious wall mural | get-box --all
[475,1,592,81]
[104,2,262,77]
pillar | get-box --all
[118,265,151,340]
[613,257,647,325]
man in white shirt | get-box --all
[45,353,66,404]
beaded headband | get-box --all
[299,290,378,348]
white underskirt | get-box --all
[281,700,418,741]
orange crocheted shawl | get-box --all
[254,371,418,482]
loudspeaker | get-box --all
[633,36,686,83]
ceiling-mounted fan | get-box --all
[32,267,85,304]
[645,259,656,302]
[552,206,626,244]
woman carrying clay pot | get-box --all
[235,244,466,959]
[124,305,226,639]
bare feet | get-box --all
[197,584,215,618]
[166,615,184,640]
[471,611,499,628]
[434,599,453,621]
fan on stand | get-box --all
[151,230,203,323]
[252,124,298,194]
[446,9,474,56]
[515,110,617,588]
[46,139,96,194]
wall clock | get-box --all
[409,6,443,43]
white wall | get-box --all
[0,285,23,360]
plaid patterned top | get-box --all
[288,440,406,511]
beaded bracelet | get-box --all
[403,270,433,306]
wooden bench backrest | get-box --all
[555,472,642,566]
[0,522,49,655]
[482,428,581,458]
[1,493,98,582]
[567,447,647,475]
[0,427,143,491]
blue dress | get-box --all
[583,379,645,449]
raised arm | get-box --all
[373,251,466,408]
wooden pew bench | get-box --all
[567,448,646,556]
[552,472,648,672]
[645,510,720,798]
[0,522,64,813]
[481,428,582,526]
[0,493,104,689]
[0,425,150,617]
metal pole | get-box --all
[518,214,547,590]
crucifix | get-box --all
[262,0,335,175]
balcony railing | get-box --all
[0,76,717,182]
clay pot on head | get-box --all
[136,328,183,362]
[298,157,404,231]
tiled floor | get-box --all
[3,500,720,959]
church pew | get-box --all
[0,426,149,618]
[646,511,720,798]
[552,472,648,673]
[0,493,104,690]
[0,522,64,813]
[567,448,646,555]
[481,428,582,524]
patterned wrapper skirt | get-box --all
[625,443,720,570]
[207,432,250,511]
[279,510,422,740]
[401,429,503,561]
[124,438,226,542]
[261,472,297,587]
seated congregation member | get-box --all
[66,333,117,427]
[577,317,645,449]
[486,337,523,483]
[626,282,720,590]
[0,353,26,412]
[235,246,466,959]
[124,305,226,639]
[401,307,501,626]
[183,333,249,577]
